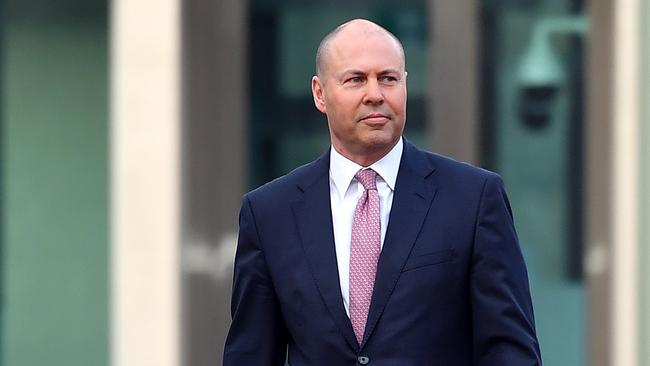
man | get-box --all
[224,19,541,365]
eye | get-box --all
[379,75,398,84]
[346,76,364,84]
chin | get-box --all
[361,133,398,151]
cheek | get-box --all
[328,97,357,118]
[388,91,407,110]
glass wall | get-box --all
[0,1,108,365]
[480,1,586,364]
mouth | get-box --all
[359,113,391,125]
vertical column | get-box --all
[642,1,650,364]
[111,0,181,365]
[611,0,641,365]
[428,0,479,164]
[180,0,247,365]
[585,1,614,365]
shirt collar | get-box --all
[329,137,403,199]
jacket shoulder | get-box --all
[415,144,498,177]
[413,147,502,191]
[245,155,327,203]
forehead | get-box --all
[325,30,405,73]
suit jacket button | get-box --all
[357,356,370,365]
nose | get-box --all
[362,78,384,105]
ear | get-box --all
[311,76,327,113]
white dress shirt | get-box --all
[329,137,403,316]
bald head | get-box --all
[315,19,405,78]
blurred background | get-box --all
[1,0,649,365]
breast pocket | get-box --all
[402,249,455,272]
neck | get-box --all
[332,140,398,167]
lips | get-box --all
[360,113,390,123]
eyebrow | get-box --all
[339,68,402,77]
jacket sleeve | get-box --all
[470,174,542,365]
[223,195,288,366]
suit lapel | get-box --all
[291,153,360,351]
[362,141,438,346]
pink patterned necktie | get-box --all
[349,168,381,344]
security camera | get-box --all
[517,36,563,130]
[518,85,559,130]
[516,16,588,130]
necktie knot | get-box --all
[355,169,377,191]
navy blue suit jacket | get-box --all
[224,140,541,365]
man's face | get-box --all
[312,26,407,164]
